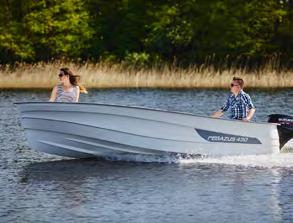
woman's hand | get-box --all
[49,86,57,102]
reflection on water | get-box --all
[0,89,293,222]
[10,158,291,222]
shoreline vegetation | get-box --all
[1,1,293,90]
[0,61,292,89]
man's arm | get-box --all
[243,108,256,121]
[211,95,230,118]
[243,93,256,121]
[211,110,224,118]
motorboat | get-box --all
[16,102,292,159]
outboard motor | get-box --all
[268,114,293,149]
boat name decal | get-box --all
[195,129,262,144]
[278,118,293,126]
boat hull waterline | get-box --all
[16,102,286,159]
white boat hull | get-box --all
[16,102,281,158]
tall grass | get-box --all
[0,60,292,89]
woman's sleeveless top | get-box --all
[56,84,78,102]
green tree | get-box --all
[0,0,292,67]
[0,0,34,62]
[87,0,155,61]
[23,0,93,60]
[143,0,288,66]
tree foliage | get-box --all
[0,0,293,67]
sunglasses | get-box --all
[59,72,68,77]
[231,83,239,87]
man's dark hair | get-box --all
[233,77,244,88]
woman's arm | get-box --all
[75,86,80,102]
[49,86,57,102]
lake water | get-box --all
[0,88,293,222]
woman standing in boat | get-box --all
[49,67,87,102]
[212,77,256,121]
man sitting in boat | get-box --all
[212,77,256,121]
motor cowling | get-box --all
[268,114,293,149]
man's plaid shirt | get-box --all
[221,90,255,120]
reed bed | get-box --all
[0,61,292,89]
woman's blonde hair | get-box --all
[60,67,88,93]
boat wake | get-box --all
[178,152,293,168]
[105,145,293,169]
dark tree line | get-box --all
[1,0,293,68]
